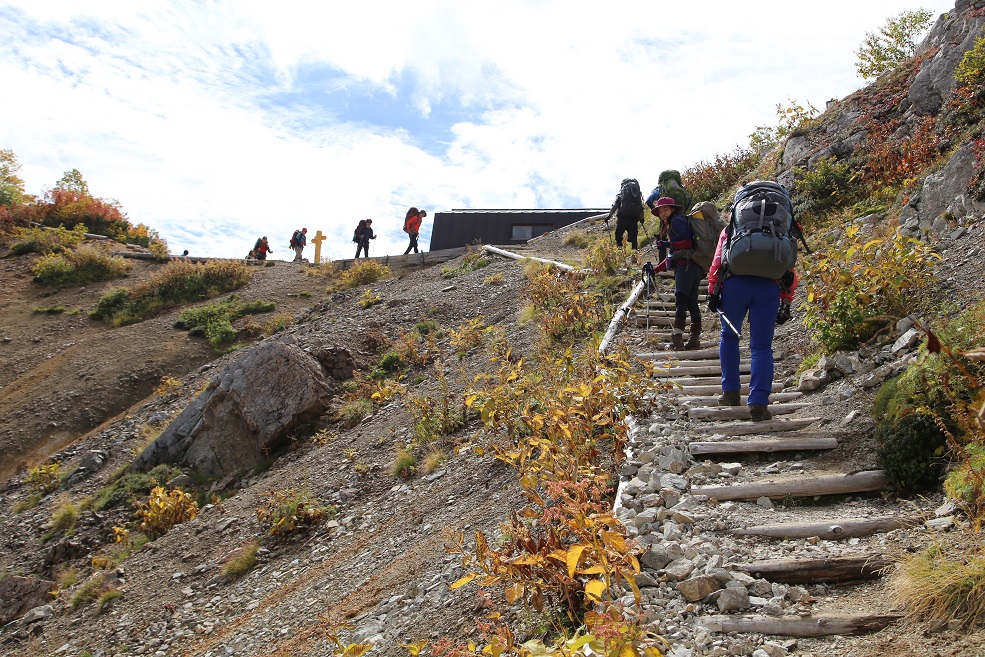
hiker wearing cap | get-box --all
[290,228,308,262]
[652,196,702,351]
[403,207,426,255]
[707,228,799,422]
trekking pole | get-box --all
[717,309,741,338]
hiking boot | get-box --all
[684,320,702,350]
[749,404,773,422]
[718,390,741,406]
[667,317,686,351]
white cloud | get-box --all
[0,0,956,260]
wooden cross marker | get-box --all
[311,230,326,264]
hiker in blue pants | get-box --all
[707,229,797,421]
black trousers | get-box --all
[355,239,370,258]
[403,232,419,255]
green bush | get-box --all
[92,464,183,511]
[945,442,985,506]
[391,449,416,479]
[174,296,276,351]
[855,9,933,81]
[338,399,372,429]
[876,413,948,494]
[32,245,131,288]
[370,352,404,379]
[10,224,87,255]
[956,36,985,86]
[256,489,335,538]
[91,259,253,326]
[794,156,855,218]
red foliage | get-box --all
[35,189,138,243]
[861,114,947,187]
[682,148,758,203]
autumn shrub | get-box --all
[32,245,131,288]
[221,540,260,579]
[338,398,372,429]
[242,311,293,338]
[173,296,276,350]
[448,316,488,353]
[584,238,623,276]
[390,449,416,479]
[793,156,856,219]
[454,348,656,623]
[92,464,183,511]
[9,224,87,255]
[136,486,199,539]
[683,147,758,204]
[800,228,940,353]
[256,489,334,538]
[408,366,466,445]
[358,289,382,308]
[91,259,253,326]
[34,188,148,244]
[26,462,62,495]
[522,268,605,345]
[338,260,391,289]
[562,231,593,249]
[861,114,944,190]
[891,537,985,628]
[441,246,490,278]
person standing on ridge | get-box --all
[354,219,375,258]
[403,207,426,255]
[290,228,307,262]
[253,236,272,261]
[651,196,703,351]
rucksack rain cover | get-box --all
[724,181,797,280]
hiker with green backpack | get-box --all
[647,170,693,262]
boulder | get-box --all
[916,144,984,228]
[677,575,721,602]
[909,9,985,115]
[132,341,336,476]
[0,575,56,624]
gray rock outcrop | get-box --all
[0,575,56,624]
[132,340,340,476]
[909,3,985,115]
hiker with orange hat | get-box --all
[652,196,703,351]
[290,228,307,262]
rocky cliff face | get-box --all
[778,0,985,239]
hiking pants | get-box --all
[355,239,370,258]
[292,245,304,262]
[673,261,702,326]
[615,216,639,249]
[403,232,419,255]
[719,275,781,407]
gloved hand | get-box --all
[656,240,670,250]
[776,301,792,325]
[707,293,721,313]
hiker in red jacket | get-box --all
[707,228,798,422]
[403,207,426,255]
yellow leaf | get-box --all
[449,573,478,590]
[644,647,665,657]
[567,544,587,578]
[504,582,524,603]
[468,641,477,652]
[402,641,428,656]
[584,579,606,602]
[578,565,604,575]
[343,644,373,657]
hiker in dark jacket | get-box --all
[707,228,798,421]
[354,219,375,258]
[403,208,426,255]
[652,196,702,351]
[290,228,307,262]
[607,179,645,249]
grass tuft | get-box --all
[891,539,985,627]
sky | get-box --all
[0,1,957,261]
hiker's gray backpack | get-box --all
[684,201,724,272]
[723,181,797,279]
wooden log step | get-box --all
[689,435,838,456]
[737,555,893,584]
[688,403,811,421]
[639,349,741,362]
[691,470,888,501]
[691,416,821,436]
[730,516,912,540]
[681,391,803,406]
[674,382,784,396]
[652,363,744,378]
[673,375,749,386]
[698,613,902,637]
[634,316,675,327]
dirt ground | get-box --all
[0,217,984,656]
